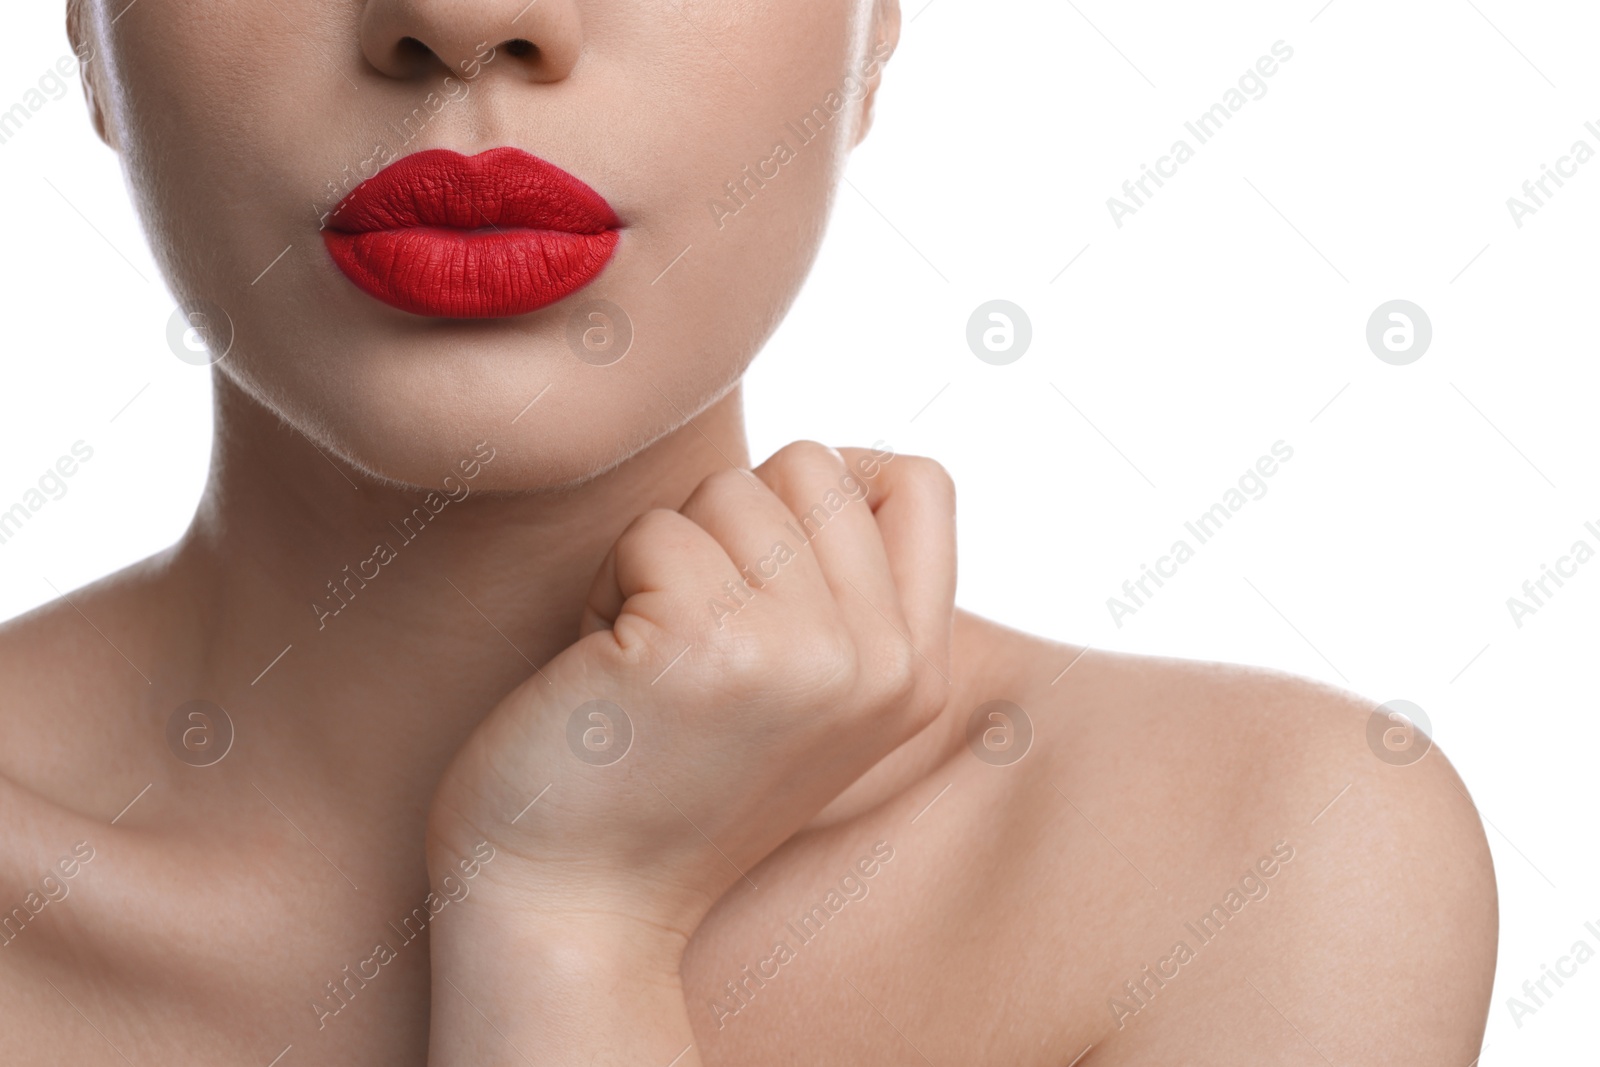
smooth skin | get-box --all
[0,0,1495,1063]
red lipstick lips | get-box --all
[322,147,620,319]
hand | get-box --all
[424,442,956,945]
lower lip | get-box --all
[323,226,620,319]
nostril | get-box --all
[504,38,536,58]
[396,35,436,63]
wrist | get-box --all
[427,903,701,1067]
[429,831,717,953]
[431,892,690,988]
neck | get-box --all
[150,376,972,834]
[161,375,750,803]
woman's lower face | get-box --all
[79,0,893,488]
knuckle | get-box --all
[842,635,914,712]
[681,467,760,521]
[620,507,686,551]
[903,672,947,732]
[865,638,945,731]
[772,439,840,465]
[766,440,848,484]
[699,465,757,499]
[900,454,956,501]
[705,616,857,701]
[875,640,920,705]
[697,626,770,691]
[785,621,860,692]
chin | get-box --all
[221,332,737,496]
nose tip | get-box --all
[359,0,582,83]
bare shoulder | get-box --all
[957,613,1497,1064]
[0,551,232,1061]
[0,579,139,1057]
[0,553,177,830]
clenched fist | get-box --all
[425,442,956,947]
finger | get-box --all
[674,464,836,609]
[750,441,904,633]
[580,508,744,641]
[836,446,957,676]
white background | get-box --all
[2,0,1597,1059]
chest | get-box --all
[29,772,1117,1067]
[677,783,1108,1066]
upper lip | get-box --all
[325,146,621,234]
